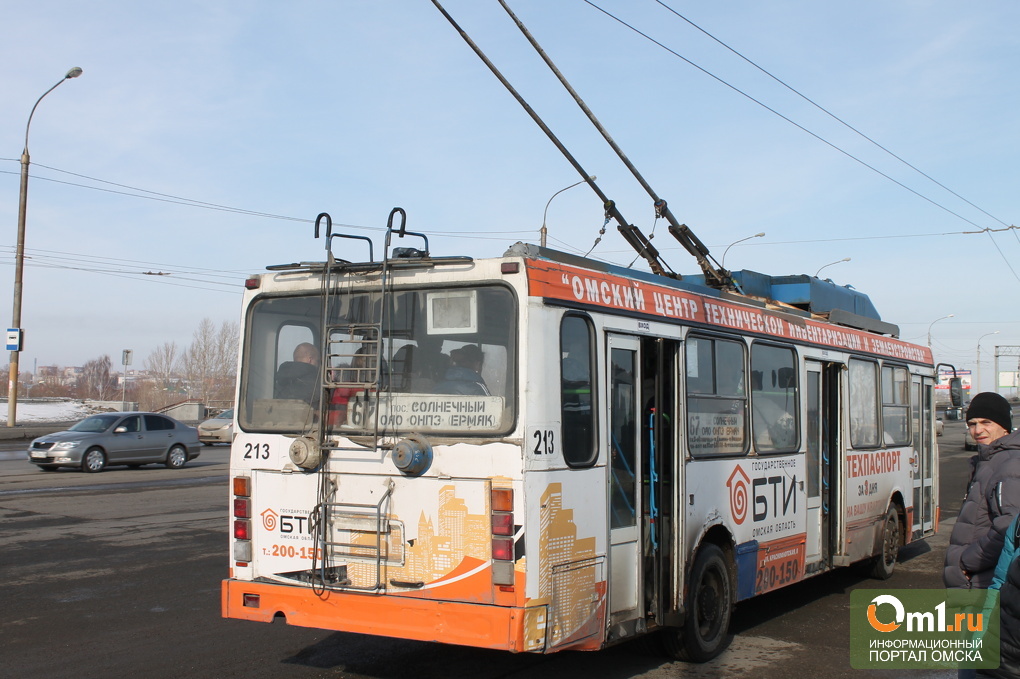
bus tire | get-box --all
[868,505,901,580]
[663,543,734,662]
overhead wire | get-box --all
[651,0,1013,230]
[580,0,998,234]
[579,0,1019,283]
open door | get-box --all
[911,376,937,535]
[607,334,642,622]
[805,361,840,568]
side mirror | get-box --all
[949,378,964,408]
[114,426,127,434]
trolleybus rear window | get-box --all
[239,285,517,436]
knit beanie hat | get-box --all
[966,392,1013,433]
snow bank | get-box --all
[0,400,92,424]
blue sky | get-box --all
[2,1,1018,391]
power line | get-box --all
[651,0,1013,230]
[580,1,1003,233]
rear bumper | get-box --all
[222,578,527,652]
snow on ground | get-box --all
[0,400,92,424]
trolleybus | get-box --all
[221,215,938,660]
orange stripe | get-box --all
[222,579,526,652]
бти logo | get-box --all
[726,465,750,525]
[261,508,278,531]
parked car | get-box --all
[197,408,234,445]
[27,412,201,473]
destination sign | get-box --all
[525,259,932,365]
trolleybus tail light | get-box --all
[234,519,251,540]
[232,476,253,566]
[234,498,251,518]
[490,487,515,586]
[500,262,520,274]
[491,488,513,512]
[244,276,261,290]
[491,537,513,562]
[233,476,251,497]
[491,512,513,536]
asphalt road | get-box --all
[0,424,976,679]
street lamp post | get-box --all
[7,67,83,428]
[976,331,1000,394]
[540,176,594,248]
[814,257,851,278]
[720,232,765,270]
[926,314,955,349]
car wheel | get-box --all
[868,505,902,580]
[82,448,106,473]
[165,445,188,469]
[662,543,734,662]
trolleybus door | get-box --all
[805,361,839,565]
[607,334,642,618]
[911,376,937,534]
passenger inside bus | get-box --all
[274,342,321,406]
[434,344,490,396]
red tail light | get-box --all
[492,537,513,561]
[491,512,513,536]
[234,498,251,518]
[234,519,251,540]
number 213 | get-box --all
[532,429,555,455]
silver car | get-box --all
[28,412,202,473]
[197,408,234,445]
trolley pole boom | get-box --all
[496,0,731,290]
[431,0,676,278]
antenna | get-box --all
[496,0,731,290]
[431,0,676,278]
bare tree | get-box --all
[79,355,115,400]
[141,341,182,410]
[183,318,239,405]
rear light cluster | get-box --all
[233,476,252,565]
[491,487,515,588]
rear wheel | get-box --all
[868,505,902,580]
[662,543,734,662]
[82,448,106,473]
[165,445,188,469]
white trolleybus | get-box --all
[222,212,939,661]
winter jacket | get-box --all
[944,429,1020,589]
[980,514,1020,678]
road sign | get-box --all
[6,328,22,352]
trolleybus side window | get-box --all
[685,335,748,457]
[848,358,880,448]
[881,364,911,445]
[560,314,597,467]
[750,343,799,453]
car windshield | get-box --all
[216,409,233,420]
[69,414,120,433]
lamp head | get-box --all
[66,67,83,79]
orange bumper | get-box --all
[222,579,528,652]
